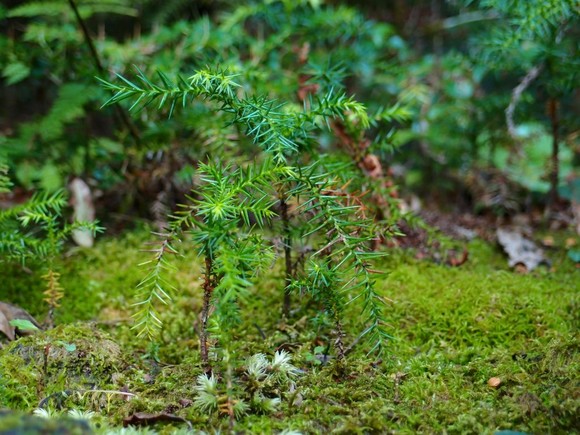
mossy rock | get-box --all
[0,323,126,411]
[0,409,93,434]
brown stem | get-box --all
[334,317,346,363]
[41,344,51,394]
[548,97,560,207]
[67,0,141,144]
[320,250,346,369]
[280,197,293,317]
[45,308,55,329]
[200,254,214,374]
[225,358,235,430]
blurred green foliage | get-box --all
[1,0,576,209]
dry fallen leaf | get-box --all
[0,302,42,340]
[449,249,469,267]
[0,310,14,341]
[514,263,528,274]
[488,377,501,388]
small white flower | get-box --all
[33,408,55,419]
[271,351,300,377]
[193,373,219,413]
[246,353,268,379]
[67,408,96,420]
[194,373,218,394]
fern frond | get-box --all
[39,83,99,142]
[0,230,52,261]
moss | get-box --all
[0,323,127,412]
[0,410,93,434]
[0,353,40,409]
[1,262,48,320]
[0,229,578,433]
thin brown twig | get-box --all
[67,0,141,143]
[200,254,215,374]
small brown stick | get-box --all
[343,333,362,357]
[280,196,293,317]
[200,254,215,374]
[334,317,346,362]
[225,358,236,430]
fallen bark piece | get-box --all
[69,177,95,248]
[496,228,549,271]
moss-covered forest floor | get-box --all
[1,226,578,434]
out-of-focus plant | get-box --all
[0,1,136,191]
[390,0,579,210]
[0,163,103,326]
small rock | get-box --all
[488,377,501,388]
[541,236,554,247]
[0,410,93,434]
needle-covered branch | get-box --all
[99,67,370,162]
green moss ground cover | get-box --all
[0,229,578,434]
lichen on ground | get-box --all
[0,228,578,433]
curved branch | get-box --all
[505,64,543,140]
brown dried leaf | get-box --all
[449,249,469,267]
[514,263,529,274]
[0,310,15,341]
[0,302,42,340]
